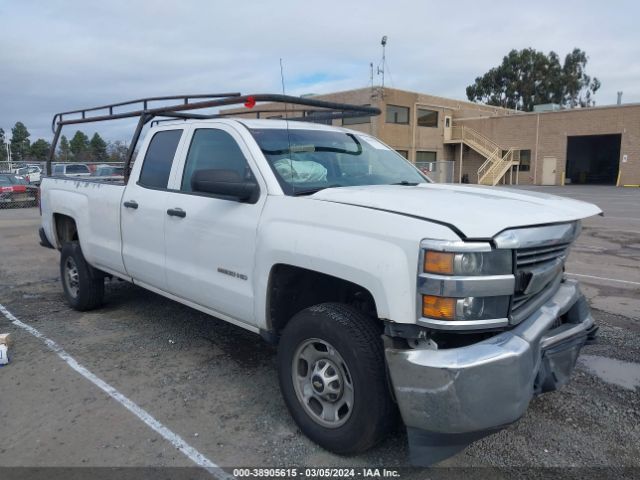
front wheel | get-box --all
[277,303,396,454]
[60,242,104,311]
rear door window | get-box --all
[138,130,183,189]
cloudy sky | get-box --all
[1,0,638,143]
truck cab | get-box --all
[39,94,602,465]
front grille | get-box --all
[511,242,571,323]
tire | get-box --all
[278,303,396,454]
[60,242,104,311]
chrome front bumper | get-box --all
[385,278,595,464]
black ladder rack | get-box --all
[47,93,381,181]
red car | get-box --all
[0,173,38,208]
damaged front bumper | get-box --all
[384,279,596,465]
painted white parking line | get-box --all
[566,272,640,287]
[0,303,234,479]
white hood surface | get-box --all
[310,184,602,239]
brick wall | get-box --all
[458,104,640,185]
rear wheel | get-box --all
[277,303,396,454]
[60,242,104,311]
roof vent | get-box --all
[533,103,561,112]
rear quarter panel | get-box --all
[41,177,128,276]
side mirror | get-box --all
[191,169,258,203]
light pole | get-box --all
[377,35,388,89]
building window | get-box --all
[305,111,332,125]
[519,149,531,171]
[511,149,531,172]
[386,105,409,124]
[417,108,438,127]
[343,105,371,125]
[416,151,437,162]
[395,150,408,159]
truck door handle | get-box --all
[123,200,138,209]
[167,208,186,218]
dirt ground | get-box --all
[0,185,639,477]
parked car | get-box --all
[52,163,92,177]
[0,173,38,207]
[93,164,125,177]
[15,165,43,185]
[39,94,602,465]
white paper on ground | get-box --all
[0,344,9,365]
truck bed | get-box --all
[40,176,127,276]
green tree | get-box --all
[466,48,601,112]
[29,139,52,161]
[69,131,90,161]
[58,135,71,161]
[10,122,31,162]
[89,133,108,161]
[0,128,7,162]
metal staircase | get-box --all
[446,125,520,185]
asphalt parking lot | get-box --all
[0,185,639,476]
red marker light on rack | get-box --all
[244,96,256,108]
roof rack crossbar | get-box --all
[150,108,373,125]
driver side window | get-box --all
[181,128,254,192]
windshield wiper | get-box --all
[391,180,419,186]
[293,184,342,196]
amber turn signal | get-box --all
[422,295,456,320]
[424,251,454,274]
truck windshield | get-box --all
[249,128,429,195]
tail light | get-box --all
[0,186,27,193]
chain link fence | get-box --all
[0,161,125,210]
[415,160,455,183]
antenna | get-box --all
[377,35,388,89]
[370,62,374,89]
[280,58,294,187]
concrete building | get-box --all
[228,87,640,186]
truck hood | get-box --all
[310,184,602,239]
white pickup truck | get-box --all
[39,95,601,464]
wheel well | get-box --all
[267,264,378,336]
[54,214,78,248]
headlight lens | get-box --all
[422,295,510,321]
[424,250,512,276]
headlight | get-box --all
[418,241,515,329]
[422,295,510,321]
[423,250,512,276]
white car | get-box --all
[39,96,602,465]
[52,163,92,177]
[15,165,43,185]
